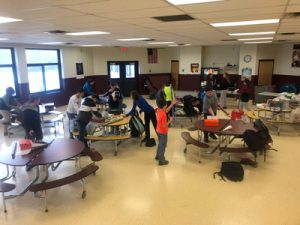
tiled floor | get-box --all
[0,97,300,225]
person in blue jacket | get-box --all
[126,90,157,142]
[82,79,95,96]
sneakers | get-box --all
[155,156,159,160]
[158,160,169,166]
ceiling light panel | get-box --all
[0,16,22,24]
[0,38,9,41]
[211,19,280,27]
[117,38,151,41]
[148,41,175,44]
[66,31,110,36]
[238,37,273,41]
[229,31,276,36]
[244,41,273,44]
[166,0,223,5]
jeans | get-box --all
[203,112,216,141]
[77,120,88,147]
[219,90,227,108]
[155,133,167,162]
[67,112,76,138]
[144,110,157,140]
[239,101,250,111]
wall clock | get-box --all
[243,55,252,63]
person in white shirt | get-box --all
[67,88,84,139]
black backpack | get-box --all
[214,162,244,182]
[254,119,273,146]
[243,130,265,151]
[183,95,197,116]
[129,111,145,138]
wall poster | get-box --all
[292,44,300,67]
[191,63,199,73]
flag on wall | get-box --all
[147,48,158,64]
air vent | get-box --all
[65,42,74,45]
[284,12,300,18]
[153,14,194,22]
[221,39,237,41]
[45,30,68,34]
[279,32,296,35]
[142,39,156,42]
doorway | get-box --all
[258,60,274,85]
[171,60,179,90]
[107,61,139,97]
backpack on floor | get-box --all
[129,111,145,137]
[214,161,244,182]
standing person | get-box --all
[126,90,157,142]
[238,78,251,111]
[163,82,175,118]
[83,79,96,96]
[21,95,43,141]
[66,88,84,139]
[155,98,176,166]
[76,95,103,161]
[0,87,20,136]
[219,73,230,109]
[203,87,218,143]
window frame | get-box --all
[25,48,63,94]
[0,47,19,97]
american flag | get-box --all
[147,48,158,64]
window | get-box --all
[25,49,62,93]
[109,64,120,79]
[0,48,18,96]
[125,64,135,78]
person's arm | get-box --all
[166,98,176,113]
[208,107,215,116]
[126,100,137,116]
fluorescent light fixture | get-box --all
[238,37,273,41]
[244,41,273,44]
[117,38,151,41]
[80,44,102,47]
[211,19,279,27]
[169,44,179,46]
[166,0,223,5]
[38,42,64,45]
[148,42,174,45]
[0,16,22,24]
[66,31,110,36]
[185,44,191,46]
[0,38,8,41]
[229,31,276,36]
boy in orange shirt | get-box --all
[155,98,176,166]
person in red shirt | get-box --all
[155,98,176,166]
[238,78,251,111]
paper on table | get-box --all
[223,125,232,131]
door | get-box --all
[258,60,274,85]
[108,61,139,97]
[171,60,179,90]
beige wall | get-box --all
[179,46,202,74]
[274,43,300,76]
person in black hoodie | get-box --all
[76,95,103,161]
[21,95,43,141]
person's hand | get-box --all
[169,116,173,123]
[171,98,177,105]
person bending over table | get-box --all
[76,95,103,161]
[21,95,43,141]
[67,88,84,139]
[126,90,157,143]
[102,83,123,112]
[203,86,218,143]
